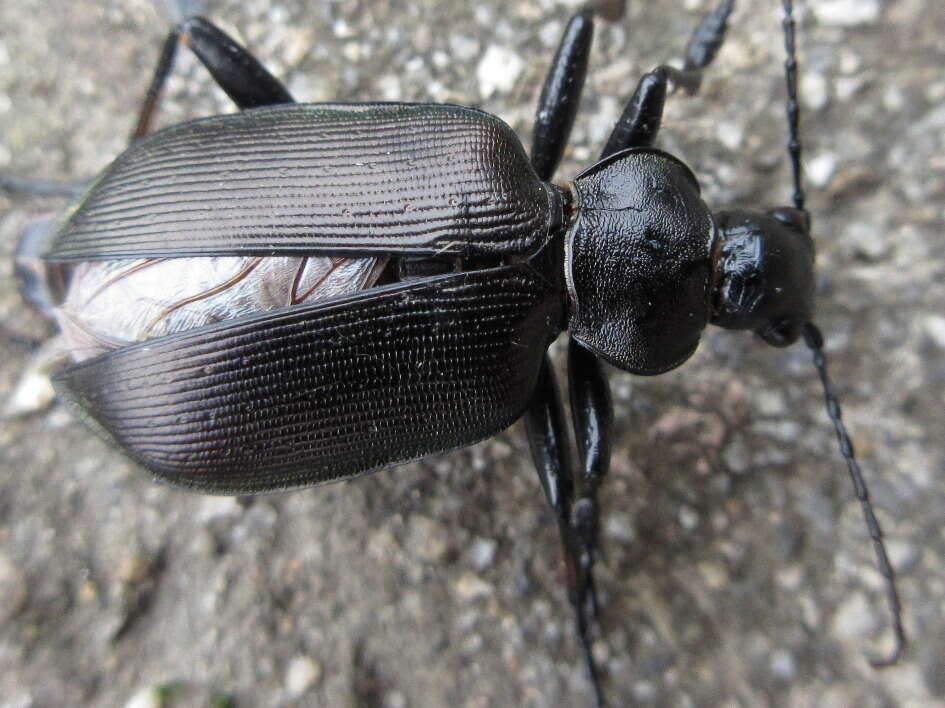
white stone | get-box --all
[923,315,945,349]
[813,0,881,26]
[197,496,241,522]
[468,537,497,570]
[716,121,744,151]
[477,45,525,98]
[801,72,830,111]
[4,369,55,417]
[407,514,449,562]
[807,152,838,188]
[678,505,700,531]
[124,687,162,708]
[449,35,480,62]
[454,571,493,601]
[285,655,322,697]
[831,592,878,639]
[770,648,797,680]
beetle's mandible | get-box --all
[3,1,909,705]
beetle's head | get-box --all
[709,207,815,347]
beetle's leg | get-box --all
[524,355,605,708]
[133,16,293,139]
[530,10,595,182]
[525,356,576,563]
[0,174,87,198]
[530,3,629,181]
[600,0,734,158]
[13,214,66,320]
[567,338,613,622]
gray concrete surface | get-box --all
[1,1,943,706]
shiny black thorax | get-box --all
[564,148,714,375]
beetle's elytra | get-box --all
[3,1,915,705]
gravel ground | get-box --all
[1,1,943,706]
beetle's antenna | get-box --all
[781,0,806,220]
[782,2,905,666]
[802,324,905,666]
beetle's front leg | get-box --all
[524,355,605,708]
[133,16,293,138]
[530,9,595,182]
[530,3,629,182]
[600,0,734,158]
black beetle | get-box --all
[3,1,907,705]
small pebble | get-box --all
[0,553,27,623]
[698,561,727,589]
[454,572,493,601]
[832,592,878,639]
[678,505,699,531]
[477,45,524,98]
[922,315,945,350]
[4,369,55,417]
[755,390,787,416]
[449,35,479,62]
[124,687,164,708]
[468,537,497,570]
[197,496,241,522]
[722,436,751,474]
[604,513,636,543]
[847,221,892,262]
[407,514,449,562]
[886,538,919,574]
[807,152,837,188]
[383,690,407,708]
[801,72,830,111]
[770,649,797,681]
[285,655,322,697]
[716,121,743,151]
[813,0,881,26]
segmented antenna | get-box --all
[782,2,905,665]
[802,324,905,666]
[781,1,806,218]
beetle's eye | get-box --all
[759,319,802,347]
[769,206,809,233]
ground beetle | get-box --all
[5,1,906,704]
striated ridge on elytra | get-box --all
[47,103,552,262]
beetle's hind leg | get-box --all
[525,355,606,708]
[600,0,734,158]
[0,175,87,198]
[132,16,293,139]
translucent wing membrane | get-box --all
[55,255,386,362]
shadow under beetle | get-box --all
[11,1,905,704]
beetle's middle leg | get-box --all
[3,18,291,195]
[524,357,605,708]
[132,16,293,139]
